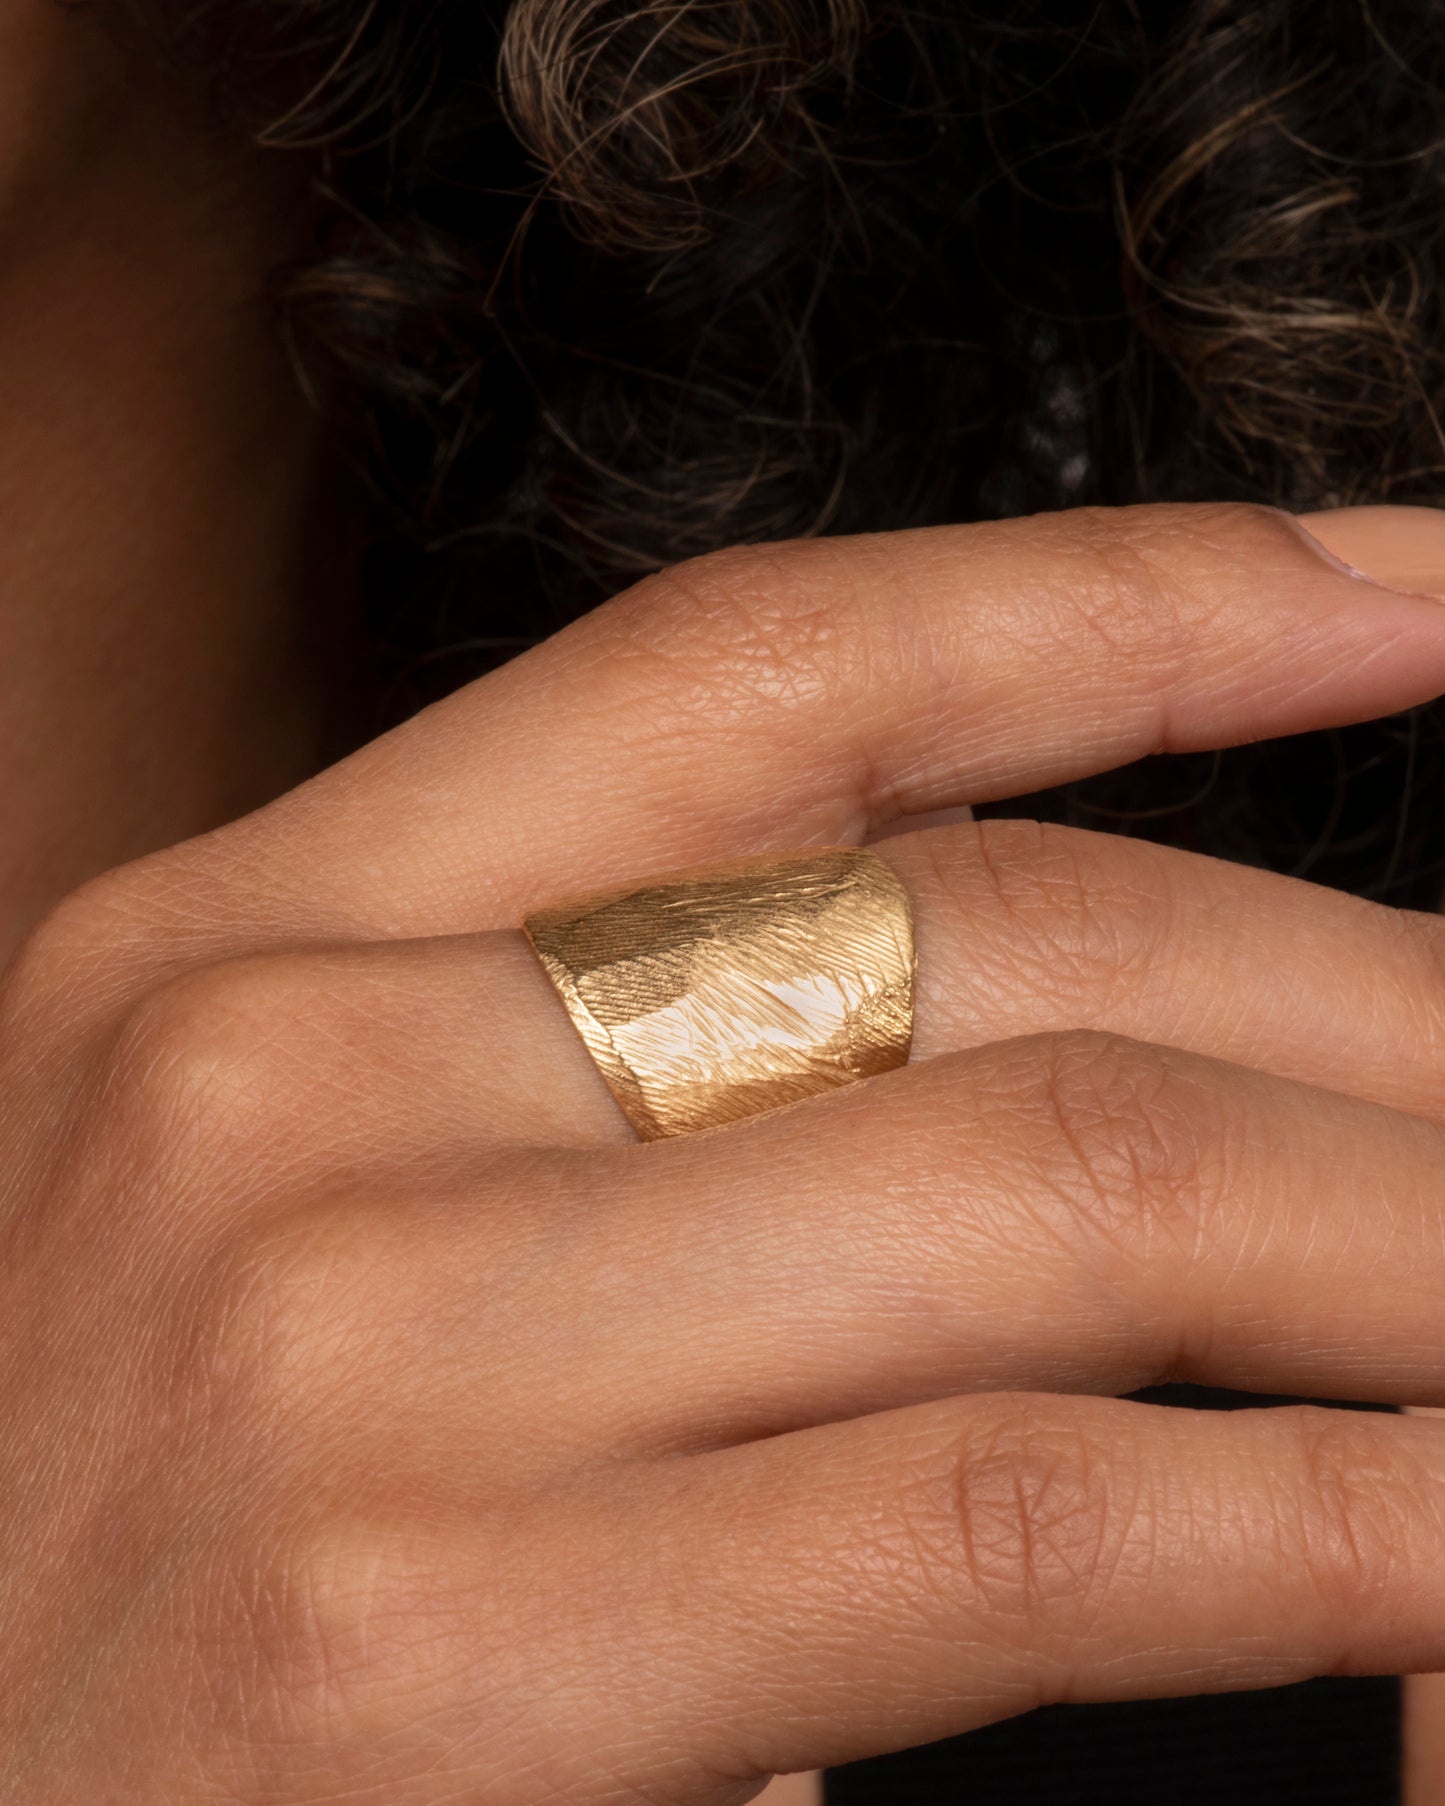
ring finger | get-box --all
[150,809,1445,1183]
[199,847,1445,1480]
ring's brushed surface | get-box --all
[522,847,915,1140]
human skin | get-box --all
[16,495,1445,1801]
[0,0,360,956]
[14,4,1445,1802]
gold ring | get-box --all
[522,846,916,1140]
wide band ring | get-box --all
[522,846,916,1140]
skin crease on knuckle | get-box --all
[586,506,1232,845]
[909,819,1175,1018]
[609,546,898,843]
[931,1399,1443,1695]
[1007,1033,1227,1280]
[10,1,1445,1803]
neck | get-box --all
[0,11,359,959]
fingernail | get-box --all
[1295,505,1445,598]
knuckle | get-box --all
[1285,1406,1436,1614]
[928,1396,1134,1633]
[0,864,151,1027]
[240,1519,485,1761]
[624,541,873,725]
[180,1168,580,1492]
[1052,501,1273,679]
[182,1210,390,1456]
[100,957,306,1172]
[936,819,1172,1001]
[1017,1031,1229,1269]
[1043,507,1193,678]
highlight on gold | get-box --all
[523,846,917,1139]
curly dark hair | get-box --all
[141,0,1445,907]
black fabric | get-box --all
[824,1387,1402,1805]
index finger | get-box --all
[82,502,1445,948]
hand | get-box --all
[8,502,1445,1802]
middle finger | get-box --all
[78,501,1445,963]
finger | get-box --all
[77,933,628,1200]
[890,817,1445,1117]
[84,813,1445,1191]
[231,1026,1445,1493]
[420,1394,1445,1794]
[81,502,1445,959]
[634,1395,1445,1779]
[438,1031,1445,1460]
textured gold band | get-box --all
[522,846,916,1140]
